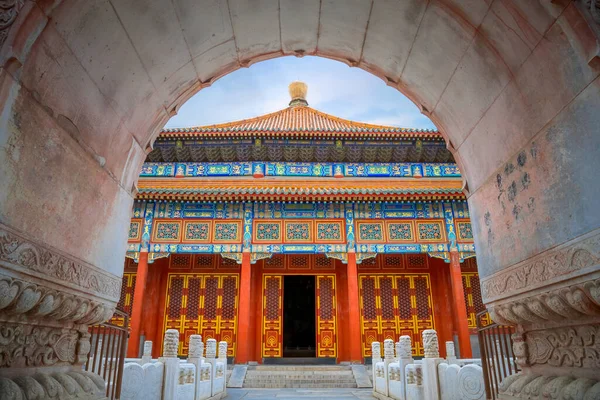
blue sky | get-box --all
[165,56,436,129]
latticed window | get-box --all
[407,254,427,268]
[171,254,191,268]
[265,254,285,268]
[383,255,402,268]
[221,256,238,267]
[195,255,214,269]
[289,254,309,269]
[315,254,334,269]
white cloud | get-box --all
[165,56,436,130]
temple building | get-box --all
[121,82,488,364]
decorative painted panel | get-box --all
[359,274,434,357]
[416,220,446,242]
[387,221,415,242]
[163,274,239,356]
[262,275,283,358]
[315,220,344,243]
[182,221,211,243]
[254,220,283,243]
[455,219,474,243]
[356,220,385,243]
[128,219,143,242]
[213,221,242,243]
[152,219,182,243]
[284,220,313,243]
[462,273,490,328]
[316,275,337,357]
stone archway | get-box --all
[0,1,599,397]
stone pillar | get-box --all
[128,250,150,358]
[236,252,252,364]
[0,225,118,398]
[421,329,443,400]
[396,335,414,400]
[347,252,363,362]
[188,334,209,400]
[141,340,153,364]
[188,334,204,364]
[448,250,472,358]
[160,329,180,400]
[445,341,457,365]
[371,341,381,386]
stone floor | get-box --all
[225,388,376,399]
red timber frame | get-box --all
[124,253,485,362]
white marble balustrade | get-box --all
[372,329,486,400]
[120,331,227,400]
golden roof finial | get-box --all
[288,81,308,107]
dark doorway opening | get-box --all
[283,275,316,357]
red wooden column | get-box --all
[346,252,363,362]
[236,252,252,363]
[449,250,472,358]
[127,251,149,358]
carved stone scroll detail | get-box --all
[488,277,600,326]
[499,372,600,399]
[0,370,105,400]
[0,275,115,326]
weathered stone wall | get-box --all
[0,0,599,394]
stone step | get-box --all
[243,382,358,388]
[245,370,353,375]
[241,364,359,388]
[248,365,351,371]
[244,377,357,382]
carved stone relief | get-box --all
[0,0,27,49]
[0,224,121,301]
[0,323,87,368]
[481,230,600,303]
[526,324,600,368]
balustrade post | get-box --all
[141,340,153,364]
[396,335,414,400]
[159,329,180,400]
[422,329,443,400]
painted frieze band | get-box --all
[126,200,476,257]
[140,161,460,178]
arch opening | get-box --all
[1,0,599,393]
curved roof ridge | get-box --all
[162,105,438,133]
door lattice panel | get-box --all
[462,272,490,328]
[163,273,239,356]
[110,273,136,327]
[359,274,434,357]
[316,275,337,358]
[262,275,283,358]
